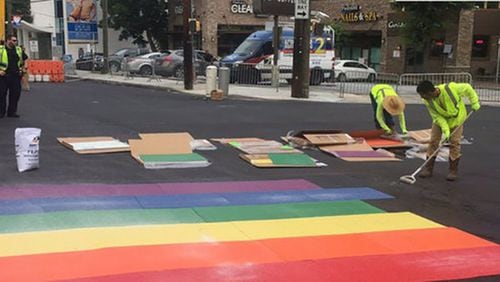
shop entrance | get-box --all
[404,48,424,73]
[338,31,382,71]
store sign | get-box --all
[253,0,295,16]
[231,0,253,14]
[340,4,379,23]
[387,13,407,36]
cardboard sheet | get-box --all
[320,141,400,162]
[409,129,432,143]
[282,129,344,149]
[303,133,355,146]
[57,137,130,154]
[230,140,302,154]
[129,137,192,163]
[349,129,410,149]
[211,138,266,144]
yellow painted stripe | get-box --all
[0,212,442,257]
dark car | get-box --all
[75,52,103,71]
[108,47,151,73]
[155,50,217,78]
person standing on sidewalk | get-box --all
[416,80,481,181]
[0,35,28,118]
[370,84,408,136]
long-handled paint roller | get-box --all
[400,111,473,185]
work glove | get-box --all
[471,103,481,112]
[382,129,393,137]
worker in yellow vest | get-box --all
[416,80,480,181]
[0,35,28,118]
[370,84,408,136]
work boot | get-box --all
[419,157,436,178]
[446,158,460,181]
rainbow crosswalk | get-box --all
[0,179,499,281]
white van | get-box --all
[221,28,335,85]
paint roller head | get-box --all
[399,175,416,185]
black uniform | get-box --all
[0,46,28,117]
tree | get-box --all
[107,0,168,51]
[10,0,33,23]
[392,2,473,51]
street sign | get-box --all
[253,0,294,16]
[29,40,39,53]
[295,0,309,20]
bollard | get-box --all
[219,67,230,97]
[206,66,218,98]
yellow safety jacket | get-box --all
[370,84,407,134]
[422,83,480,136]
[0,46,24,71]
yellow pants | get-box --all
[427,123,463,161]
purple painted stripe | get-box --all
[0,179,320,200]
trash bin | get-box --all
[219,67,230,97]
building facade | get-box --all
[167,0,499,75]
[28,0,136,61]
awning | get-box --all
[14,20,53,34]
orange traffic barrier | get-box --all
[26,60,65,82]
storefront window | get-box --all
[472,36,489,58]
[430,39,444,57]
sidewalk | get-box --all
[68,70,424,104]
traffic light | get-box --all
[189,18,201,33]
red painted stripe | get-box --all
[64,246,500,282]
[0,228,494,281]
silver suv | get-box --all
[108,47,150,73]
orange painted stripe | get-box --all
[0,228,494,282]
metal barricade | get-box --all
[473,75,500,103]
[335,72,400,98]
[397,72,472,95]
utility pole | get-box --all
[6,0,12,35]
[271,15,281,88]
[183,0,194,90]
[101,0,109,74]
[291,0,310,98]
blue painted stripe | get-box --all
[0,188,392,215]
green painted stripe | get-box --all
[0,208,204,233]
[194,201,385,222]
[0,201,384,233]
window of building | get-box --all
[406,48,424,66]
[430,39,444,57]
[472,36,489,57]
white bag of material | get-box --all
[15,128,42,172]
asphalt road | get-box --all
[1,80,499,244]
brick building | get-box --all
[167,0,500,75]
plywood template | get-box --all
[57,137,130,154]
[139,153,210,169]
[240,153,323,168]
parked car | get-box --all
[108,47,150,73]
[155,50,217,78]
[126,51,171,76]
[334,60,377,82]
[75,52,103,71]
